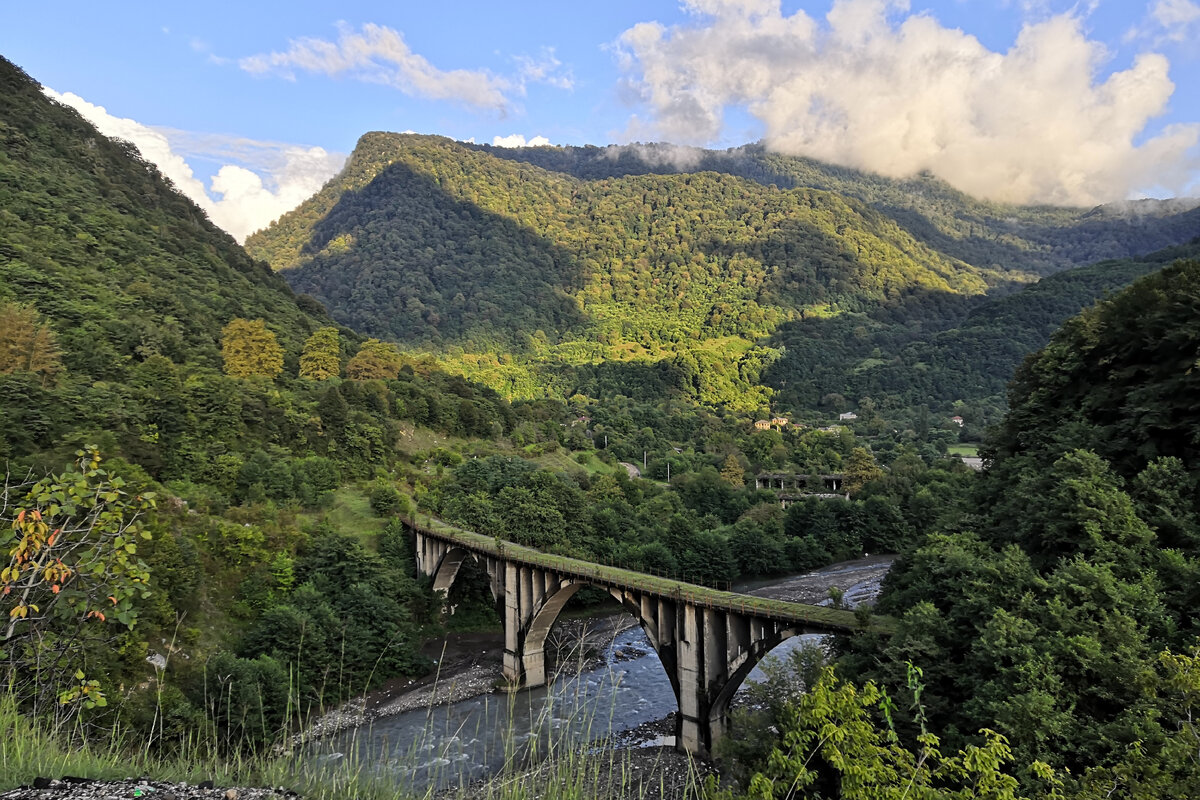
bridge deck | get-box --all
[410,517,897,636]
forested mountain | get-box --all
[766,238,1200,414]
[0,59,332,379]
[475,140,1200,277]
[245,134,1003,409]
[247,132,1199,412]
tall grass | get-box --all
[0,690,421,799]
[2,630,710,800]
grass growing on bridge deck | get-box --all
[410,516,898,636]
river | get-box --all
[308,555,893,790]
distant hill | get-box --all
[765,239,1200,415]
[247,133,1031,409]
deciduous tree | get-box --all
[346,338,404,380]
[0,301,62,387]
[721,454,746,487]
[221,318,283,379]
[299,326,341,380]
[1,448,155,714]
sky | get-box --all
[3,0,1199,241]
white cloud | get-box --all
[615,0,1200,205]
[240,22,513,112]
[45,89,345,242]
[1152,0,1200,41]
[514,48,575,90]
[492,134,552,147]
[239,24,574,114]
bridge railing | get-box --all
[406,515,897,636]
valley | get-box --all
[3,35,1200,800]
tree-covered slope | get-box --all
[843,255,1200,791]
[0,58,334,378]
[247,133,1026,408]
[765,239,1200,414]
[991,255,1200,479]
[476,140,1200,277]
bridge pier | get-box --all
[410,522,863,758]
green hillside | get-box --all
[0,59,332,379]
[473,140,1200,276]
[991,255,1200,480]
[247,133,1027,409]
[844,257,1200,790]
[247,133,1199,413]
[765,239,1200,414]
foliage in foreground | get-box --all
[719,646,1200,799]
[1,447,155,718]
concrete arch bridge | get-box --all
[409,519,895,757]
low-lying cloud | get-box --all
[616,0,1200,205]
[492,133,551,147]
[47,89,345,242]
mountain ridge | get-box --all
[246,132,1200,412]
[246,133,1026,408]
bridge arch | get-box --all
[705,626,806,749]
[518,580,680,694]
[430,546,478,598]
[519,580,585,686]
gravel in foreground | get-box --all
[0,778,297,800]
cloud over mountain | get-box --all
[616,0,1200,205]
[46,89,345,242]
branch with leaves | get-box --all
[1,447,155,713]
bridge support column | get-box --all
[676,602,705,754]
[501,561,560,690]
[503,561,523,687]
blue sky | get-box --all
[3,1,1198,239]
